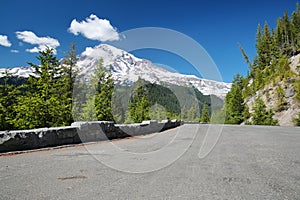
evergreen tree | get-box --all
[251,97,278,125]
[80,60,114,121]
[61,42,79,124]
[234,4,300,126]
[187,101,199,122]
[210,109,226,124]
[282,11,293,55]
[149,103,167,121]
[275,86,288,111]
[181,106,188,121]
[11,48,67,129]
[94,64,114,121]
[128,80,150,123]
[224,74,245,124]
[292,2,300,53]
[200,102,210,123]
[242,104,251,121]
[0,69,20,130]
[238,43,253,70]
[80,93,97,121]
[255,22,273,68]
[111,92,126,123]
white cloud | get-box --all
[0,35,12,47]
[68,14,120,42]
[15,31,60,54]
[11,49,19,53]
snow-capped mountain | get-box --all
[0,66,35,78]
[77,44,231,98]
[0,44,231,98]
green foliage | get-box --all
[275,86,288,111]
[80,60,114,122]
[112,79,216,123]
[294,78,300,101]
[224,74,245,124]
[255,22,274,68]
[265,89,270,101]
[94,65,114,121]
[187,102,199,122]
[241,4,300,95]
[128,79,151,123]
[0,70,21,130]
[200,102,210,123]
[232,4,300,126]
[0,45,86,130]
[11,94,67,129]
[251,97,278,126]
[149,103,167,121]
[242,104,251,121]
[60,42,79,125]
[79,94,97,121]
[145,82,181,115]
[210,109,226,124]
[11,48,69,129]
[293,112,300,126]
[238,43,253,69]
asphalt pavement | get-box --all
[0,124,300,199]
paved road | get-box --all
[1,124,300,199]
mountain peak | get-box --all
[0,44,231,99]
[77,44,231,98]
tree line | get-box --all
[0,44,78,130]
[0,43,216,131]
[224,3,300,126]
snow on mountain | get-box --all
[77,44,231,98]
[0,44,231,98]
[0,66,35,78]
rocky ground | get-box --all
[246,53,300,126]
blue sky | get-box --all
[0,0,298,82]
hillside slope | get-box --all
[224,4,300,126]
[245,54,300,126]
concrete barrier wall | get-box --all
[0,120,183,153]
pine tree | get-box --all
[282,11,292,55]
[258,22,273,68]
[292,2,300,53]
[210,109,226,124]
[111,92,126,123]
[80,59,114,121]
[80,93,97,121]
[128,80,150,123]
[242,104,250,121]
[0,69,20,130]
[11,48,67,129]
[61,43,79,124]
[224,74,245,124]
[94,63,114,121]
[181,105,188,121]
[149,103,167,121]
[200,102,210,123]
[275,86,288,111]
[187,102,199,122]
[251,97,278,126]
[238,43,253,70]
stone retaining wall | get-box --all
[0,120,183,153]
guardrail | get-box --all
[0,120,183,153]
